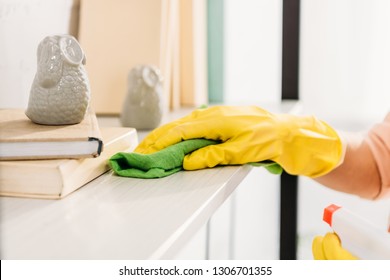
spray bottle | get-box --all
[323,204,390,259]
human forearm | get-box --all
[314,132,381,199]
[315,115,390,199]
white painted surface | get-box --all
[300,0,390,124]
[0,165,251,259]
[224,0,282,104]
[0,0,79,109]
[232,168,280,259]
[0,102,298,259]
[0,107,250,259]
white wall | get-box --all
[0,0,79,109]
[300,0,390,125]
[223,0,390,118]
[224,0,282,104]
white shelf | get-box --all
[0,164,251,259]
[0,101,300,259]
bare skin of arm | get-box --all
[315,133,381,199]
[315,114,390,200]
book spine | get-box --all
[88,137,103,157]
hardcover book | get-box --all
[0,127,138,199]
[0,109,103,160]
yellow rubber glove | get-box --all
[136,105,343,177]
[312,232,358,260]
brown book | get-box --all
[0,127,138,199]
[0,109,103,160]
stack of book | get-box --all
[0,109,138,199]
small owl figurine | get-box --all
[26,35,90,125]
[120,65,163,130]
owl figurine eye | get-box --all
[60,36,85,66]
[142,66,161,88]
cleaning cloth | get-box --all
[109,138,283,179]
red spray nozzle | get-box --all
[323,204,341,227]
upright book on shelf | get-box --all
[78,0,165,114]
[0,109,103,160]
[0,127,138,199]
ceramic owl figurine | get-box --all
[120,65,163,130]
[26,34,90,125]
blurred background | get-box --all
[1,0,389,259]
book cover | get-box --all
[0,127,138,199]
[0,109,103,160]
[78,0,165,114]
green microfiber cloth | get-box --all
[109,139,283,179]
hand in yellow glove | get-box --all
[136,105,343,177]
[312,232,358,260]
